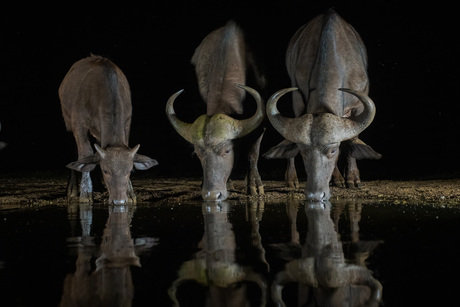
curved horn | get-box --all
[165,89,197,144]
[129,144,140,158]
[244,270,267,307]
[168,259,208,306]
[347,266,383,303]
[94,144,107,159]
[266,87,313,143]
[337,88,376,141]
[233,83,264,138]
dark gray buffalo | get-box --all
[59,55,158,204]
[166,21,265,201]
[265,10,381,201]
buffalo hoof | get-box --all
[67,187,78,199]
[287,180,300,189]
[248,185,265,196]
[332,178,346,188]
[331,171,346,188]
[347,180,361,188]
[128,196,137,204]
[258,185,265,196]
[67,191,78,201]
[78,196,93,204]
[127,189,137,204]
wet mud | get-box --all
[1,173,459,206]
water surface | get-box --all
[0,199,459,306]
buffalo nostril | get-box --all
[112,199,126,205]
[306,192,327,201]
[203,191,221,201]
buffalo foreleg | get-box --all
[331,157,361,188]
[127,179,137,204]
[331,165,346,187]
[285,157,300,189]
[78,171,93,202]
[246,129,265,196]
[343,137,382,188]
[331,154,361,188]
[263,139,300,189]
[67,169,79,198]
[73,128,94,203]
[345,155,361,188]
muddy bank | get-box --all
[1,175,459,206]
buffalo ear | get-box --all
[66,154,100,172]
[349,142,382,160]
[263,139,299,159]
[134,154,159,170]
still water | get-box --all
[0,199,459,306]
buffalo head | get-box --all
[266,87,376,201]
[67,144,158,204]
[166,84,264,201]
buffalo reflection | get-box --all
[272,200,382,307]
[169,201,267,306]
[60,203,157,307]
[332,201,384,270]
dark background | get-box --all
[0,0,458,181]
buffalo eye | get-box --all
[220,144,233,156]
[216,141,233,157]
[324,144,339,159]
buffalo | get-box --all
[264,10,381,201]
[59,55,158,204]
[166,21,265,201]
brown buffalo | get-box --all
[166,21,265,201]
[59,55,157,204]
[264,10,381,201]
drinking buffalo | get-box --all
[59,55,158,204]
[264,10,381,201]
[166,21,265,201]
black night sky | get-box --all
[0,1,458,181]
